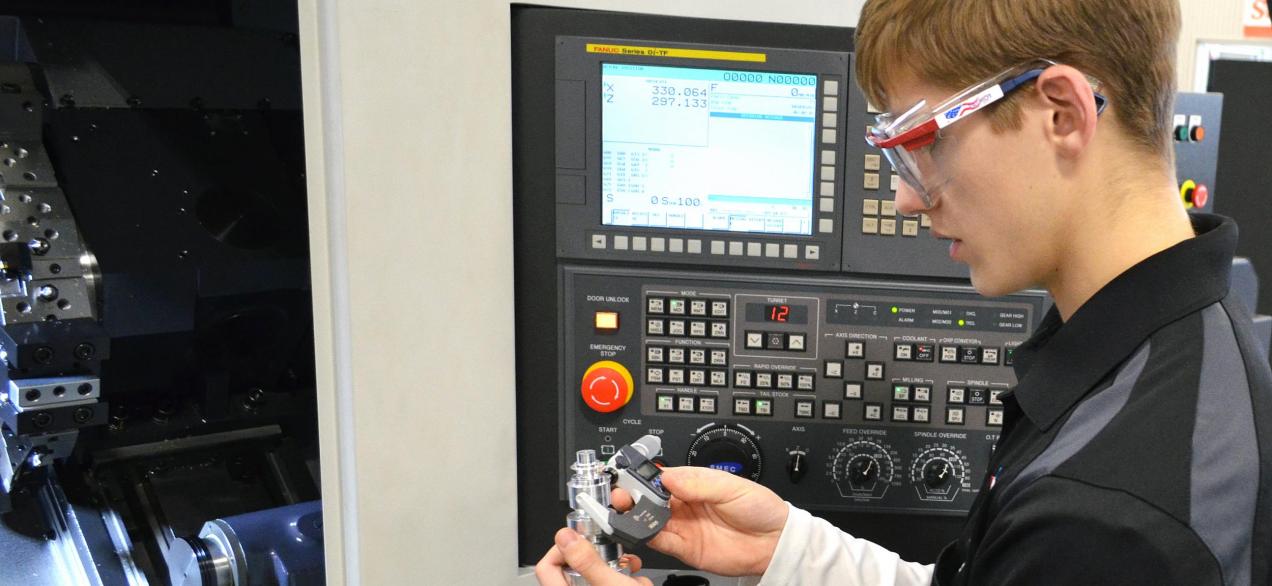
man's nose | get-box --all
[894,179,930,217]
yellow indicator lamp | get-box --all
[594,311,620,332]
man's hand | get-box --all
[535,466,788,585]
[620,466,788,577]
[535,528,653,586]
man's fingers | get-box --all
[556,528,630,585]
[619,553,643,573]
[658,466,750,504]
[534,544,569,586]
[611,487,635,511]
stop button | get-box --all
[581,361,634,413]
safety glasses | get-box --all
[865,60,1107,207]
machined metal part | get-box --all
[565,449,627,585]
[165,501,324,586]
[10,375,101,409]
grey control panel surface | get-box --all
[561,265,1046,514]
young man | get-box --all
[537,0,1272,584]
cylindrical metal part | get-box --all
[564,449,625,585]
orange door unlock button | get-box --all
[581,361,634,413]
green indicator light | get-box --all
[891,306,899,314]
[958,319,966,327]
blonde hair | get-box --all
[855,0,1181,157]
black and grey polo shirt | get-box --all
[932,213,1272,586]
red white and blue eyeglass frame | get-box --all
[864,59,1108,207]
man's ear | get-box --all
[1033,65,1100,158]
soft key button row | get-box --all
[646,367,728,387]
[594,234,706,255]
[656,394,718,414]
[708,239,822,260]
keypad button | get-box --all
[734,399,752,415]
[754,399,773,416]
[968,388,989,405]
[648,298,666,314]
[913,386,932,402]
[710,322,729,338]
[947,387,967,404]
[647,319,665,336]
[987,409,1004,426]
[825,361,844,378]
[690,300,708,316]
[865,362,885,380]
[689,370,706,386]
[892,384,911,402]
[710,371,728,387]
[647,347,664,363]
[669,299,687,315]
[711,301,729,318]
[914,344,935,362]
[710,350,728,366]
[894,343,913,361]
[795,400,815,418]
[647,368,664,384]
[755,373,773,389]
[913,406,931,423]
[689,349,706,365]
[766,333,786,351]
[678,396,697,412]
[797,374,815,390]
[981,347,1001,365]
[668,348,686,364]
[823,401,843,419]
[777,374,794,389]
[698,397,717,414]
[668,369,685,385]
[946,407,965,425]
[668,320,686,336]
[734,371,753,388]
[689,321,708,337]
[960,346,981,364]
[846,341,866,359]
[657,395,675,412]
[788,334,807,351]
[891,405,910,422]
[845,382,863,400]
[863,403,883,421]
[745,332,764,349]
[940,346,959,363]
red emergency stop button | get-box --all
[1194,184,1209,208]
[581,360,634,413]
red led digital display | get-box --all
[766,304,791,323]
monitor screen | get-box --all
[601,63,818,236]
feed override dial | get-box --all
[830,440,895,500]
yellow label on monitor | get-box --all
[586,43,766,63]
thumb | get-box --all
[658,466,748,504]
[555,528,627,585]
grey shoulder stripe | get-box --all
[1193,303,1257,586]
[995,341,1151,508]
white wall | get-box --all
[297,1,1244,584]
[298,1,861,585]
[1180,0,1248,88]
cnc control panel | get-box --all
[561,266,1045,514]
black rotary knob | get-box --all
[922,459,953,489]
[786,450,808,484]
[848,456,879,484]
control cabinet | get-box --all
[562,266,1044,514]
[513,6,1229,569]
